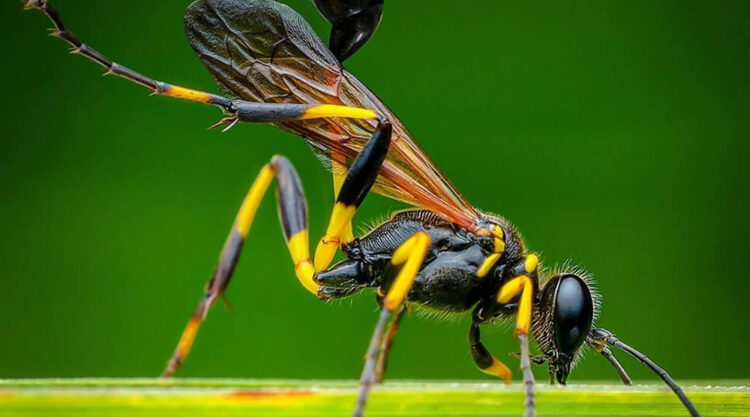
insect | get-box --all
[23,1,701,416]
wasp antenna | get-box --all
[600,346,633,385]
[593,329,701,417]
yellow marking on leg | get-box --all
[480,356,513,385]
[302,104,377,120]
[391,235,419,265]
[496,273,534,334]
[493,224,504,241]
[235,165,275,237]
[314,203,357,271]
[384,232,431,311]
[295,261,318,294]
[331,156,354,244]
[477,225,506,278]
[477,253,501,278]
[288,230,310,265]
[524,254,539,274]
[496,275,528,304]
[341,222,354,244]
[287,230,319,294]
[164,85,213,103]
[492,224,506,253]
[175,316,201,362]
[516,278,533,335]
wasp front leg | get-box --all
[496,255,540,417]
[474,254,540,417]
[469,322,513,384]
[313,0,384,62]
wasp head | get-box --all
[532,269,600,384]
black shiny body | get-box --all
[316,210,525,313]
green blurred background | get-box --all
[1,0,747,382]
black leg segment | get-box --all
[273,156,308,241]
[314,119,392,271]
[336,118,392,208]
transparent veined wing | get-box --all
[186,0,480,230]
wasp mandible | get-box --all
[22,1,701,416]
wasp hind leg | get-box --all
[351,232,431,417]
[24,0,380,131]
[163,118,392,377]
[331,152,355,245]
[162,156,318,377]
[314,119,392,272]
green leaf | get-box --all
[0,379,746,416]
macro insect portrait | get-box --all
[3,0,748,416]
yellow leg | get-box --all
[483,356,513,384]
[477,225,506,278]
[286,230,318,295]
[495,254,539,417]
[314,202,356,271]
[383,232,431,311]
[331,154,355,244]
[516,278,536,417]
[314,119,393,272]
[163,156,318,377]
[235,166,275,237]
[496,254,538,335]
[302,104,376,120]
[352,232,431,417]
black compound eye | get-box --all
[553,274,594,355]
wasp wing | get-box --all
[186,0,480,230]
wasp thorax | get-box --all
[532,273,595,384]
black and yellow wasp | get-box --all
[23,1,701,416]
